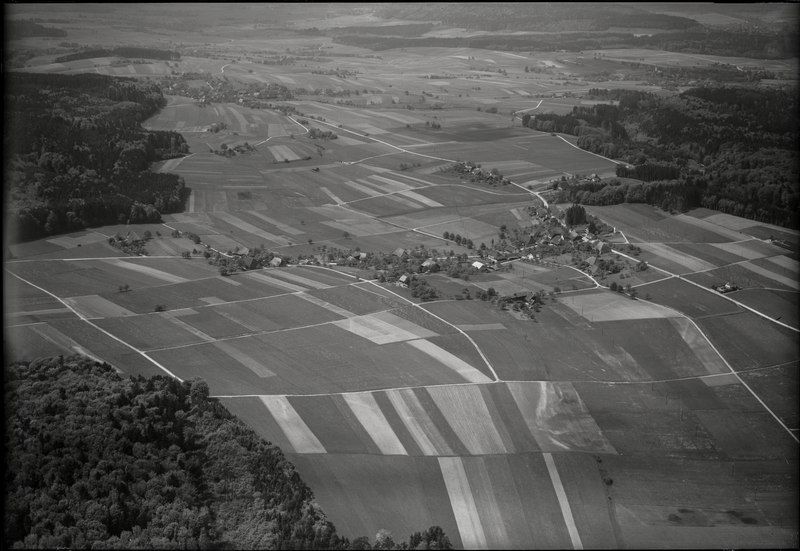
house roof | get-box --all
[472,261,485,269]
[393,247,406,257]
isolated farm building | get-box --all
[398,274,410,286]
[241,255,258,270]
[471,260,488,271]
[357,252,368,260]
[269,256,283,267]
[586,255,597,266]
[393,247,407,258]
[595,241,610,254]
[235,246,250,256]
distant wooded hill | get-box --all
[543,86,799,228]
[54,47,181,63]
[5,72,189,242]
[4,355,453,550]
[334,29,797,60]
[7,18,67,38]
[377,2,701,32]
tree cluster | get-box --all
[4,355,452,550]
[308,127,338,140]
[5,72,189,241]
[564,204,587,226]
[446,161,510,187]
[108,232,151,256]
[442,232,474,249]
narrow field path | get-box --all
[544,452,584,550]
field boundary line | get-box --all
[210,360,800,400]
[556,135,625,166]
[211,379,491,399]
[6,255,179,264]
[543,452,584,550]
[5,268,183,382]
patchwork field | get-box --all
[6,18,799,548]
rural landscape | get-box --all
[4,3,798,549]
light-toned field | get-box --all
[639,243,717,274]
[559,289,677,322]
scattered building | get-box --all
[269,256,283,267]
[712,281,739,293]
[421,258,438,271]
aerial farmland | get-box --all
[4,3,798,549]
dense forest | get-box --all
[333,30,796,60]
[7,18,67,38]
[54,47,181,63]
[537,86,799,228]
[5,72,190,242]
[4,356,453,550]
[377,3,700,32]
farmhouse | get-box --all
[241,255,258,270]
[393,247,407,258]
[421,258,438,272]
[472,260,488,271]
[269,256,283,267]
